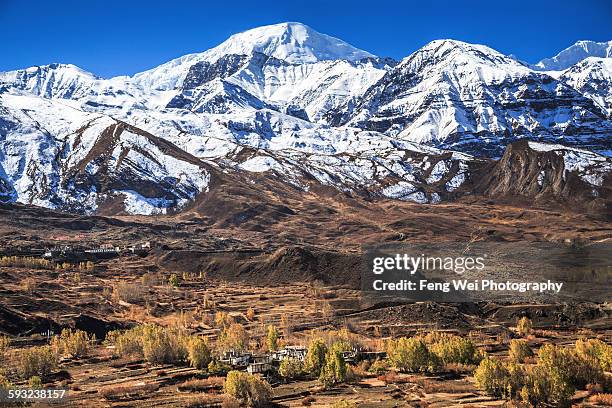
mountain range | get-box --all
[0,22,610,215]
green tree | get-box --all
[508,339,533,363]
[575,338,612,371]
[516,316,533,336]
[387,337,439,373]
[224,371,272,407]
[429,334,482,365]
[168,274,180,287]
[20,346,58,380]
[304,339,328,376]
[187,336,212,370]
[207,359,230,375]
[319,342,348,388]
[218,323,249,352]
[266,325,279,352]
[279,358,304,380]
[474,357,521,399]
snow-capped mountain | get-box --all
[0,24,610,215]
[534,40,612,71]
[0,93,210,214]
[326,39,612,157]
[131,22,376,92]
[559,57,612,117]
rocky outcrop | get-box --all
[468,140,611,214]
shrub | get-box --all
[474,358,523,399]
[208,359,231,376]
[245,308,255,321]
[187,336,212,370]
[28,376,42,388]
[224,371,272,407]
[0,335,9,357]
[319,342,348,388]
[429,334,482,365]
[576,338,612,372]
[21,278,37,294]
[141,324,187,364]
[141,272,161,286]
[20,346,58,380]
[331,400,356,408]
[168,274,180,287]
[266,325,279,352]
[537,343,603,389]
[304,339,328,376]
[113,327,144,357]
[112,282,147,304]
[51,329,95,358]
[516,317,532,336]
[387,337,439,373]
[368,359,390,375]
[508,339,533,363]
[521,364,574,407]
[279,358,304,380]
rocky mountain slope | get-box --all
[327,39,611,157]
[0,23,610,215]
[468,140,611,212]
[0,93,211,214]
[559,57,612,117]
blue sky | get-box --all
[2,0,611,77]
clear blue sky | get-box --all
[2,0,611,78]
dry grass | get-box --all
[377,372,408,384]
[183,393,227,407]
[589,394,612,406]
[99,383,159,401]
[21,277,37,294]
[412,377,476,394]
[112,281,148,304]
[178,377,225,392]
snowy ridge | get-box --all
[0,24,610,214]
[559,57,612,116]
[534,40,612,71]
[327,39,612,157]
[0,94,210,214]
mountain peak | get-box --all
[131,22,376,90]
[399,38,527,75]
[418,39,512,61]
[534,40,612,71]
[205,22,375,64]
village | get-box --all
[219,346,386,379]
[0,242,152,263]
